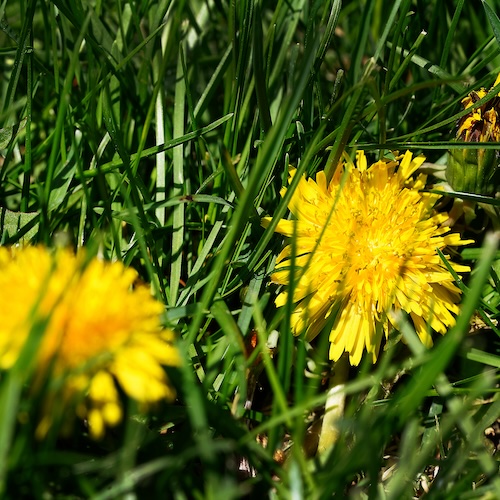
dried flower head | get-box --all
[447,73,500,195]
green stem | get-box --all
[317,354,349,455]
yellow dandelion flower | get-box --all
[263,151,473,366]
[0,245,180,439]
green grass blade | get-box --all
[169,45,186,306]
[482,0,500,46]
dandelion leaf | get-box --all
[0,207,39,243]
[0,118,27,150]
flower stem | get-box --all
[317,354,349,454]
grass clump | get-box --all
[1,0,500,497]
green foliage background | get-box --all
[1,0,500,497]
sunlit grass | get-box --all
[1,0,500,497]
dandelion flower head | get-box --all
[456,72,500,143]
[263,151,472,366]
[0,245,180,439]
[447,72,500,196]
